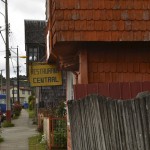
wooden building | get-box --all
[46,1,150,149]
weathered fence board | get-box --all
[68,93,150,150]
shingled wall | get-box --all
[50,0,150,46]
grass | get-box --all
[0,136,4,143]
[27,109,36,118]
[12,114,19,120]
[0,130,4,143]
[2,121,14,128]
[28,134,46,150]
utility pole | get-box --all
[17,46,20,103]
[12,81,14,103]
[11,46,20,103]
[0,69,4,94]
[2,0,11,122]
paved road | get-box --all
[0,109,38,150]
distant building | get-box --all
[24,20,46,76]
[0,86,32,105]
[24,20,66,111]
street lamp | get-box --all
[1,0,11,122]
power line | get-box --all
[0,31,6,44]
[10,56,16,76]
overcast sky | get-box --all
[0,0,45,78]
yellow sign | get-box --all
[29,62,62,87]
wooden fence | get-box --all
[68,93,150,150]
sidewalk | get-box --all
[0,109,38,150]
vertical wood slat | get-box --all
[146,97,150,149]
[68,93,150,150]
[139,98,149,150]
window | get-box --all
[3,90,6,94]
[0,99,5,104]
[28,47,38,62]
[28,91,30,95]
[12,90,17,94]
[22,90,25,94]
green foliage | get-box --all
[0,136,4,143]
[28,95,35,110]
[28,110,35,118]
[12,101,22,117]
[12,115,19,119]
[28,95,34,103]
[46,100,67,148]
[55,101,66,117]
[0,129,4,143]
[28,134,46,150]
[2,121,14,128]
[54,120,67,147]
[54,129,67,147]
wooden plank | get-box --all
[123,100,133,150]
[139,98,149,150]
[134,98,145,150]
[84,96,95,150]
[98,96,110,150]
[97,95,107,150]
[106,99,117,150]
[117,100,126,150]
[131,99,142,150]
[121,100,130,150]
[146,96,150,149]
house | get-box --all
[0,86,31,105]
[24,20,46,74]
[10,87,31,104]
[46,1,150,149]
[24,20,46,108]
[24,20,66,108]
[24,19,67,149]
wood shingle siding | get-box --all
[49,0,150,47]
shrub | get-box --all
[54,129,67,147]
[28,95,35,110]
[12,102,22,117]
[53,120,67,147]
[55,101,66,117]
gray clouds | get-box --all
[9,0,45,19]
[0,0,45,77]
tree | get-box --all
[28,95,35,110]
